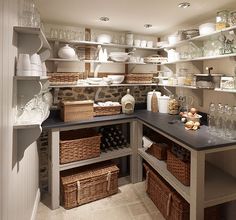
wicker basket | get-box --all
[60,129,101,164]
[144,163,190,220]
[61,162,119,209]
[167,150,190,186]
[146,143,170,160]
[94,105,121,116]
[48,72,81,85]
[125,73,153,84]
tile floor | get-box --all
[36,180,165,220]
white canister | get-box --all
[147,91,161,111]
[126,32,133,46]
[141,40,147,48]
[158,96,170,113]
[147,41,153,48]
[58,44,76,59]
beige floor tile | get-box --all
[128,201,149,216]
[36,182,166,220]
[92,205,132,220]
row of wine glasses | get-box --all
[208,103,236,140]
[49,28,85,41]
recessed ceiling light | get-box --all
[99,16,110,22]
[178,2,190,8]
[144,24,152,29]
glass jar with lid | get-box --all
[168,95,179,115]
[216,10,229,31]
[229,11,236,27]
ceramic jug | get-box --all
[58,44,76,59]
[121,89,135,114]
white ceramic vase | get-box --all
[121,89,135,114]
[58,44,76,59]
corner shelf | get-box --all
[158,84,198,89]
[214,88,236,93]
[14,76,50,81]
[60,147,132,171]
[13,122,41,129]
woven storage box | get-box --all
[146,143,170,160]
[125,73,153,84]
[47,72,81,85]
[94,105,121,116]
[167,150,190,186]
[144,163,190,220]
[61,162,119,209]
[60,128,101,164]
[60,100,94,122]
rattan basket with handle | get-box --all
[60,162,119,209]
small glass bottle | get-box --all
[168,95,179,115]
[216,10,229,31]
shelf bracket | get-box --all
[94,63,102,78]
[128,64,137,74]
[94,87,102,102]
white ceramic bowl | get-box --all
[199,23,215,36]
[97,34,112,44]
[109,52,129,62]
[186,114,202,123]
[168,35,180,45]
[107,75,125,84]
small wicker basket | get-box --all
[48,72,82,85]
[61,162,119,209]
[125,73,153,84]
[94,105,121,116]
[146,143,170,160]
[167,150,190,186]
[60,129,101,164]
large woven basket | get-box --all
[167,150,190,186]
[125,73,153,84]
[60,129,101,164]
[48,72,81,85]
[144,163,190,220]
[94,105,121,116]
[61,162,119,209]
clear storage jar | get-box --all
[229,11,236,27]
[216,10,229,30]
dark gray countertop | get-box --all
[42,110,236,151]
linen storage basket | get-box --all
[144,163,190,220]
[60,128,101,164]
[167,150,190,186]
[60,162,119,209]
[60,100,94,122]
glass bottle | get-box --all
[215,103,224,137]
[168,95,179,115]
[216,10,229,31]
[208,103,216,135]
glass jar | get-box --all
[229,11,236,27]
[216,10,229,31]
[168,95,179,115]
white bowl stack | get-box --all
[16,53,46,77]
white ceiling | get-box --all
[37,0,236,36]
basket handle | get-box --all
[77,181,81,204]
[145,171,150,191]
[166,193,172,217]
[106,171,111,191]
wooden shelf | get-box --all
[13,122,41,129]
[162,53,236,65]
[205,163,236,208]
[14,26,51,50]
[14,76,50,81]
[158,84,198,89]
[49,83,157,88]
[214,88,236,93]
[60,147,132,171]
[138,148,190,203]
[163,25,236,49]
[47,58,156,65]
[47,39,160,51]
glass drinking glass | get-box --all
[208,103,217,134]
[225,105,233,139]
[215,103,225,137]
